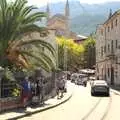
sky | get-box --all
[26,0,120,7]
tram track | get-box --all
[100,95,112,120]
[81,95,112,120]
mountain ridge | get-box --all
[39,1,120,36]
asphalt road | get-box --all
[19,82,120,120]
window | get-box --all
[101,46,103,56]
[116,57,118,64]
[111,21,113,29]
[101,29,103,35]
[108,44,110,52]
[115,19,118,26]
[104,45,106,53]
[108,26,110,32]
[111,40,114,53]
[116,40,118,48]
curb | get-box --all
[110,89,120,96]
[7,93,73,120]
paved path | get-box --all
[18,82,120,120]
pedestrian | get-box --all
[38,76,45,104]
[20,77,30,108]
[28,76,33,105]
[34,75,44,104]
[56,78,61,99]
[56,77,65,99]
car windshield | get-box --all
[94,80,107,85]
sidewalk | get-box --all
[0,81,73,120]
[110,85,120,96]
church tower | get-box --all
[46,2,50,21]
[65,0,70,38]
[65,0,70,18]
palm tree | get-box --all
[0,0,56,72]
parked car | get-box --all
[91,80,110,96]
[89,76,96,85]
[74,74,87,87]
[71,73,78,83]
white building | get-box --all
[96,10,120,86]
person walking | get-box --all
[20,77,31,108]
[56,77,65,99]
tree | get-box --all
[83,35,96,69]
[0,0,56,72]
[56,36,84,71]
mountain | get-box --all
[70,14,107,35]
[39,1,120,36]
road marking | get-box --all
[81,94,112,120]
[81,98,102,120]
[101,96,112,120]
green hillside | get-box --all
[71,14,107,36]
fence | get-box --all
[0,70,57,112]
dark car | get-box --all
[91,80,110,96]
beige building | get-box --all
[96,10,120,86]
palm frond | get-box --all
[19,50,53,72]
[35,49,56,69]
[32,62,50,72]
[0,0,54,71]
[22,12,46,24]
[18,39,56,57]
[21,5,37,17]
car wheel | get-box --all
[91,91,94,96]
[106,93,110,97]
[84,83,87,87]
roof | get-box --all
[77,35,88,39]
[52,14,66,20]
[48,14,66,22]
[103,9,120,26]
[47,14,66,26]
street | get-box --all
[19,82,120,120]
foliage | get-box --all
[82,35,96,68]
[56,36,84,71]
[4,68,15,81]
[56,36,84,54]
[12,88,21,97]
[0,0,56,72]
[83,35,96,48]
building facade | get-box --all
[96,10,120,86]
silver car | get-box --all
[91,80,110,96]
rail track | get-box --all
[81,94,112,120]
